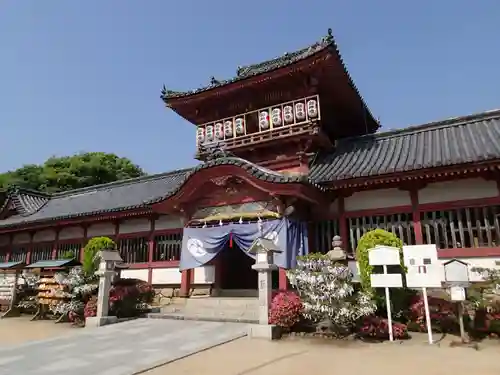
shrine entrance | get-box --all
[217,242,256,290]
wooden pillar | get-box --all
[278,268,287,290]
[80,225,88,263]
[51,229,60,260]
[5,234,12,263]
[179,269,192,297]
[25,232,33,264]
[147,216,155,285]
[411,190,423,244]
[338,197,349,253]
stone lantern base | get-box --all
[85,316,118,328]
[247,324,281,340]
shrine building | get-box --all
[1,29,500,296]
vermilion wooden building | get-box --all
[1,30,500,296]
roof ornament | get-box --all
[209,76,221,86]
[322,28,334,44]
[236,66,243,76]
[200,141,234,161]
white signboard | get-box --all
[370,273,403,288]
[369,246,401,266]
[444,259,470,285]
[450,286,466,301]
[403,245,443,288]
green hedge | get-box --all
[355,229,404,293]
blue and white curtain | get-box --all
[179,218,308,270]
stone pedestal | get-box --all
[247,240,282,340]
[85,250,123,328]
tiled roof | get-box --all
[160,28,370,122]
[309,110,500,183]
[0,157,322,229]
[0,188,49,217]
[0,169,190,228]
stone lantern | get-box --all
[86,250,124,328]
[247,237,282,340]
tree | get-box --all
[0,152,146,193]
[287,253,376,328]
[82,236,116,278]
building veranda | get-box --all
[1,29,500,297]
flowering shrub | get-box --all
[409,295,457,332]
[357,315,409,340]
[356,229,404,293]
[84,298,97,318]
[287,253,376,328]
[109,278,154,318]
[269,290,303,329]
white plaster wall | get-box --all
[119,218,151,234]
[155,215,183,230]
[12,232,31,244]
[33,229,56,243]
[121,269,149,282]
[59,226,84,240]
[0,235,9,247]
[418,178,498,205]
[150,265,215,285]
[87,222,115,237]
[151,268,182,284]
[193,265,215,284]
[344,188,411,212]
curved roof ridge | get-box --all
[339,108,500,144]
[52,167,194,197]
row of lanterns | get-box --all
[196,99,319,144]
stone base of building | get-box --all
[247,324,281,340]
[85,316,118,328]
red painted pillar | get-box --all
[338,197,350,253]
[179,269,192,297]
[51,229,59,260]
[278,268,288,290]
[5,234,12,263]
[147,216,155,285]
[411,190,423,244]
[80,225,88,263]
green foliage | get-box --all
[60,251,76,260]
[82,237,116,277]
[355,229,404,293]
[0,152,146,193]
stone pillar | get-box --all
[248,243,282,340]
[85,250,123,328]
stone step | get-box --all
[147,312,258,324]
[155,296,259,324]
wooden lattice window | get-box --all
[347,213,415,252]
[309,220,340,254]
[10,246,27,262]
[0,247,7,262]
[118,237,149,264]
[31,244,53,262]
[153,232,182,262]
[57,242,83,260]
[421,205,500,249]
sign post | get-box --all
[402,245,443,345]
[368,246,403,342]
[443,259,470,343]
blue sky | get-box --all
[0,0,498,174]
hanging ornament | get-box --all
[259,111,270,130]
[283,105,294,124]
[219,220,223,226]
[196,127,206,144]
[238,217,243,224]
[295,103,306,121]
[229,233,233,248]
[214,122,224,140]
[224,120,234,138]
[205,125,214,142]
[235,118,245,135]
[203,221,207,228]
[271,108,282,127]
[307,99,318,118]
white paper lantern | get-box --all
[271,108,282,127]
[307,99,318,118]
[295,103,306,121]
[214,122,224,140]
[196,127,205,144]
[283,105,294,124]
[235,118,245,135]
[224,121,233,138]
[205,125,214,142]
[259,111,270,130]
